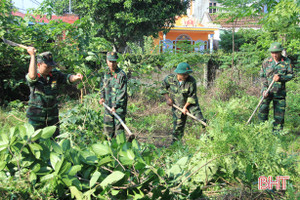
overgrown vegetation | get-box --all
[0,0,299,199]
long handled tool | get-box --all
[2,37,30,50]
[246,79,275,125]
[173,104,208,127]
[103,103,135,140]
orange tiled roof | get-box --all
[12,11,79,24]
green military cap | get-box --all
[268,42,283,52]
[174,62,193,74]
[107,52,118,61]
[37,51,56,66]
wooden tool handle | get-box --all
[172,104,208,127]
[246,79,275,125]
[103,103,134,136]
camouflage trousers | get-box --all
[103,107,126,139]
[172,105,205,140]
[258,95,286,132]
[28,117,60,138]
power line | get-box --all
[29,0,40,6]
[15,6,27,12]
[31,0,41,5]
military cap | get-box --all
[268,42,283,52]
[107,52,118,61]
[174,62,193,74]
[37,51,56,66]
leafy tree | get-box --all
[219,29,261,53]
[217,0,300,45]
[41,0,191,51]
[260,0,300,44]
[0,0,30,104]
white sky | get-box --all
[12,0,43,12]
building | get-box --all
[12,11,79,24]
[157,1,219,53]
[157,0,261,52]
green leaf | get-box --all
[29,172,37,183]
[246,164,252,182]
[111,189,120,196]
[40,173,55,182]
[134,162,146,170]
[83,188,96,198]
[0,172,7,180]
[41,126,56,139]
[69,186,83,200]
[28,143,43,159]
[32,163,41,173]
[50,152,60,170]
[176,156,188,166]
[0,134,9,152]
[168,165,181,177]
[0,161,6,171]
[9,127,16,138]
[52,140,63,154]
[100,171,125,188]
[80,151,98,164]
[61,139,71,151]
[31,129,42,141]
[35,166,53,175]
[59,161,71,175]
[98,156,113,166]
[62,176,72,186]
[120,155,134,166]
[127,149,135,160]
[68,165,82,176]
[18,125,27,139]
[24,123,35,137]
[116,133,126,144]
[91,143,111,156]
[131,139,140,150]
[90,171,101,188]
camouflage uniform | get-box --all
[161,74,205,139]
[258,55,293,131]
[100,67,128,138]
[26,69,72,138]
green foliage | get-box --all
[59,94,104,146]
[219,29,261,53]
[0,123,210,199]
[42,0,191,50]
[261,0,300,39]
[213,69,244,101]
[0,2,110,105]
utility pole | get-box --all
[69,0,72,13]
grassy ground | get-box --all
[0,70,299,199]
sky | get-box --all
[12,0,43,12]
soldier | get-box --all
[258,42,294,132]
[99,52,128,139]
[161,62,206,142]
[26,47,83,138]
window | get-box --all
[209,2,217,14]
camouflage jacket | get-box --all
[100,67,127,110]
[160,74,199,107]
[260,56,293,97]
[26,69,72,121]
